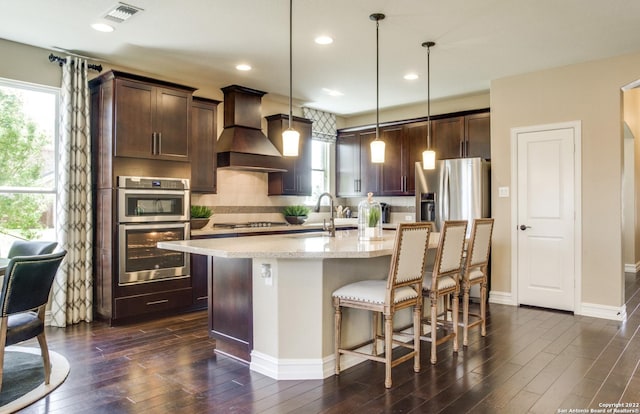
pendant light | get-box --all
[422,41,436,170]
[369,13,385,164]
[282,0,299,156]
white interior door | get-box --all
[516,125,576,311]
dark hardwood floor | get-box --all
[16,273,640,413]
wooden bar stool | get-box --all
[333,222,432,388]
[461,218,494,346]
[421,220,467,364]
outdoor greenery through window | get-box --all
[0,78,58,256]
[311,139,330,199]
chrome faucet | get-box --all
[315,192,336,237]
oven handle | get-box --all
[119,222,191,232]
[117,188,190,196]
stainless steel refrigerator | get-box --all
[416,157,490,299]
[415,158,490,233]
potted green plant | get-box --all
[190,205,212,230]
[368,207,380,228]
[282,205,310,225]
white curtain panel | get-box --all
[51,56,93,327]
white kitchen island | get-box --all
[159,229,437,380]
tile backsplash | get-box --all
[192,169,415,224]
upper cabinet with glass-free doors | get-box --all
[266,114,313,196]
[89,70,196,163]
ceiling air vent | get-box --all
[103,3,143,24]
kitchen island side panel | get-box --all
[209,256,253,363]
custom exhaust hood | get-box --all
[216,85,287,172]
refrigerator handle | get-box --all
[444,166,451,221]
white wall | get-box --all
[491,51,640,309]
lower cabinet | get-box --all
[114,288,193,319]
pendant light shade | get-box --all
[422,149,436,169]
[371,139,386,163]
[422,41,436,170]
[370,13,385,164]
[282,128,300,156]
[282,0,299,157]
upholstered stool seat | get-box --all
[333,280,419,304]
[423,274,457,290]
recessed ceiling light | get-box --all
[91,23,115,32]
[322,88,343,97]
[404,73,419,80]
[236,64,252,71]
[315,36,333,45]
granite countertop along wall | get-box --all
[191,219,397,237]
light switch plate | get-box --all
[498,186,509,198]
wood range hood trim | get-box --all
[216,85,287,173]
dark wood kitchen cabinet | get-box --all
[432,111,490,160]
[465,111,491,159]
[191,97,221,193]
[336,128,380,197]
[90,70,196,325]
[431,116,465,160]
[337,108,490,197]
[91,70,195,163]
[265,114,313,196]
[379,122,425,196]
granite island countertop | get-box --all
[161,229,402,259]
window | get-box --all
[310,139,330,198]
[0,78,59,256]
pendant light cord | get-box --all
[422,41,435,150]
[427,43,431,149]
[375,17,380,139]
[288,0,293,129]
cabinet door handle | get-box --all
[152,132,157,154]
[157,132,162,155]
[460,140,464,157]
[146,299,169,306]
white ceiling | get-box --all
[2,0,640,116]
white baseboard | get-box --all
[624,262,640,273]
[250,351,327,380]
[577,302,627,321]
[250,331,417,380]
[488,290,516,306]
[487,292,626,322]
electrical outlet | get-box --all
[498,186,509,198]
[261,263,272,286]
[405,215,412,221]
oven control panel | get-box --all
[118,176,189,190]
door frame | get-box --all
[509,120,582,313]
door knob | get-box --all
[519,224,531,231]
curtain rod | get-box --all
[48,53,102,72]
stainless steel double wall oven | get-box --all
[117,176,190,285]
